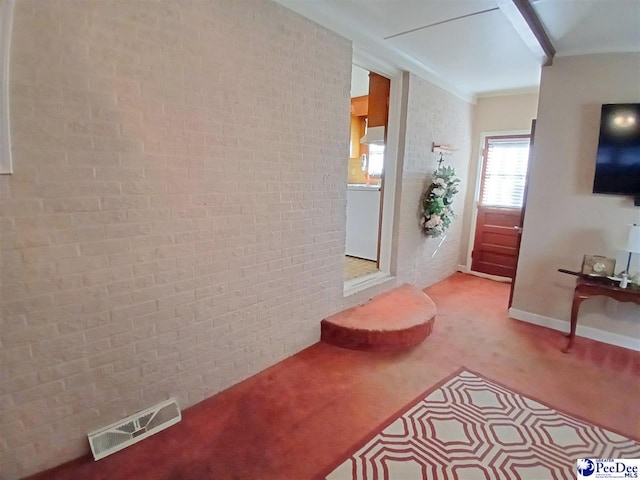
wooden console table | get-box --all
[559,272,640,353]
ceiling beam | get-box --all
[497,0,556,66]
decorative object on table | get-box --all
[420,164,460,238]
[581,255,615,276]
[620,273,629,289]
[622,223,640,276]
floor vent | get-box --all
[88,398,181,460]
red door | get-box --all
[471,206,522,277]
[471,134,531,279]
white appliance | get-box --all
[345,185,381,261]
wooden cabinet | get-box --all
[350,95,368,117]
[347,73,389,182]
[367,73,390,129]
[350,115,367,159]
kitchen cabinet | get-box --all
[350,95,368,117]
[350,115,367,159]
[367,73,390,129]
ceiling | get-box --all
[276,0,640,101]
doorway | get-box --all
[344,65,390,282]
[471,134,531,279]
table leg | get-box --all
[562,294,585,354]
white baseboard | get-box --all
[457,265,511,283]
[343,271,394,297]
[508,308,640,352]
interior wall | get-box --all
[458,93,540,267]
[395,73,474,287]
[0,1,351,477]
[0,2,477,477]
[511,53,640,341]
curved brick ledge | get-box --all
[321,284,436,351]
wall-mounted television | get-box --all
[592,103,640,202]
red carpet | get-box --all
[318,369,640,479]
[27,274,640,480]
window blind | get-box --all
[480,137,530,208]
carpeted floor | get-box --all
[29,273,640,480]
[320,369,640,479]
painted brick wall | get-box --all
[0,1,351,477]
[0,3,476,477]
[395,73,473,287]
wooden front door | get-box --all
[471,207,522,277]
[471,134,531,279]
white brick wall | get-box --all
[0,1,351,477]
[0,3,474,478]
[395,73,474,287]
[336,74,474,310]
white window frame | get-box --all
[0,0,14,174]
[479,135,530,209]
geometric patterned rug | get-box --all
[319,369,640,480]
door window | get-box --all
[480,136,530,208]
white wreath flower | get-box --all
[420,165,460,238]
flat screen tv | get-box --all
[593,103,640,199]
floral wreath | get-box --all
[420,165,460,237]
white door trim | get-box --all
[344,51,404,296]
[0,0,14,174]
